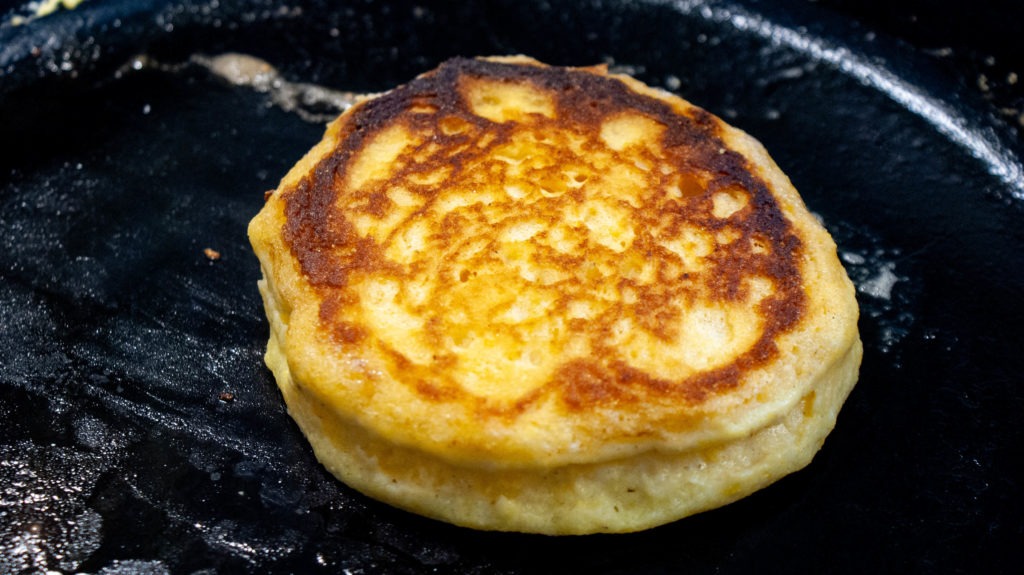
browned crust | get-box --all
[278,57,806,416]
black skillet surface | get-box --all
[1,0,1023,573]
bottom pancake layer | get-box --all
[261,278,861,534]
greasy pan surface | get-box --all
[1,0,1022,572]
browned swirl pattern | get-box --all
[280,58,805,414]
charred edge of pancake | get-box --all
[280,57,806,412]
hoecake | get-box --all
[248,55,862,534]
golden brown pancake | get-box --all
[248,55,862,534]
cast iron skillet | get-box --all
[1,0,1022,573]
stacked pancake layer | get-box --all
[248,56,862,534]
